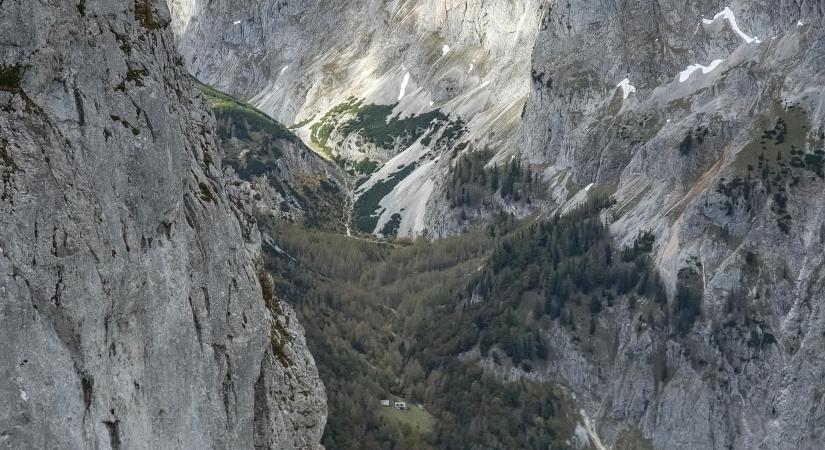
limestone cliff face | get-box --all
[0,1,325,448]
[517,3,825,449]
[169,0,545,237]
[169,0,542,127]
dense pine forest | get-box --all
[258,195,667,449]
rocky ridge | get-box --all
[194,79,346,230]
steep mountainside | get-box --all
[195,79,346,231]
[0,1,324,448]
[522,4,825,448]
[169,0,546,237]
[168,1,825,449]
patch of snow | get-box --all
[678,59,724,82]
[263,235,298,262]
[279,65,289,75]
[468,64,474,74]
[616,78,636,99]
[798,20,804,26]
[702,7,761,43]
[233,20,241,25]
[561,183,593,215]
[584,183,595,192]
[356,142,429,196]
[429,101,434,107]
[20,390,28,402]
[398,72,411,101]
[442,45,450,55]
[580,410,607,450]
[374,159,436,236]
[574,424,590,448]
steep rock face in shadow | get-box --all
[0,1,325,448]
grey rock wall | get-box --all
[515,3,825,449]
[0,0,325,448]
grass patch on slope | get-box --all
[718,103,825,233]
[193,77,300,146]
[375,401,436,435]
[341,104,449,149]
[306,98,465,160]
[309,97,363,156]
[729,104,818,177]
